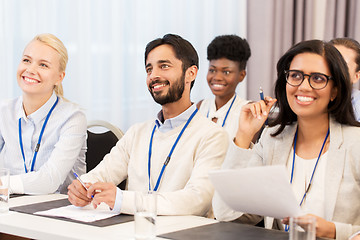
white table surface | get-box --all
[0,194,217,240]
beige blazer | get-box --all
[222,117,360,240]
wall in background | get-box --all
[0,0,247,132]
[246,0,360,100]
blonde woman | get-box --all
[0,33,86,194]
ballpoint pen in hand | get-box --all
[259,87,269,126]
[73,172,93,198]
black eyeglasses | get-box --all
[284,70,332,90]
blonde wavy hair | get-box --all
[32,33,68,97]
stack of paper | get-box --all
[209,165,301,219]
[34,202,117,222]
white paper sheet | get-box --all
[209,165,302,219]
[34,202,118,222]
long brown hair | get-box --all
[270,39,360,136]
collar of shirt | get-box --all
[352,88,360,101]
[155,104,196,133]
[207,94,236,120]
[16,92,58,124]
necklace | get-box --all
[206,93,236,127]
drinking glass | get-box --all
[289,216,316,240]
[0,168,10,213]
[134,191,157,240]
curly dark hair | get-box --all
[207,35,251,70]
[270,39,360,136]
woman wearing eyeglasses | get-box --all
[213,40,360,239]
[0,34,86,194]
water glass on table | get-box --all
[0,168,10,213]
[134,191,157,240]
[289,216,316,240]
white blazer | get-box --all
[216,117,360,240]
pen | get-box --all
[259,87,268,125]
[73,172,93,198]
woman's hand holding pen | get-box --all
[67,179,93,207]
[87,182,117,210]
[234,96,277,149]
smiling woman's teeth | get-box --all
[297,96,314,102]
[212,83,226,89]
[24,77,38,83]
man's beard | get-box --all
[149,72,185,105]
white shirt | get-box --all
[0,93,87,194]
[199,94,249,140]
[112,105,200,212]
[82,104,229,216]
[287,149,327,218]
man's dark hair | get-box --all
[145,34,199,89]
[207,35,251,70]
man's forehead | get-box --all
[146,44,178,64]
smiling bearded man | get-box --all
[148,70,185,105]
[68,34,229,218]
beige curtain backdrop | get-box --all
[246,0,360,101]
